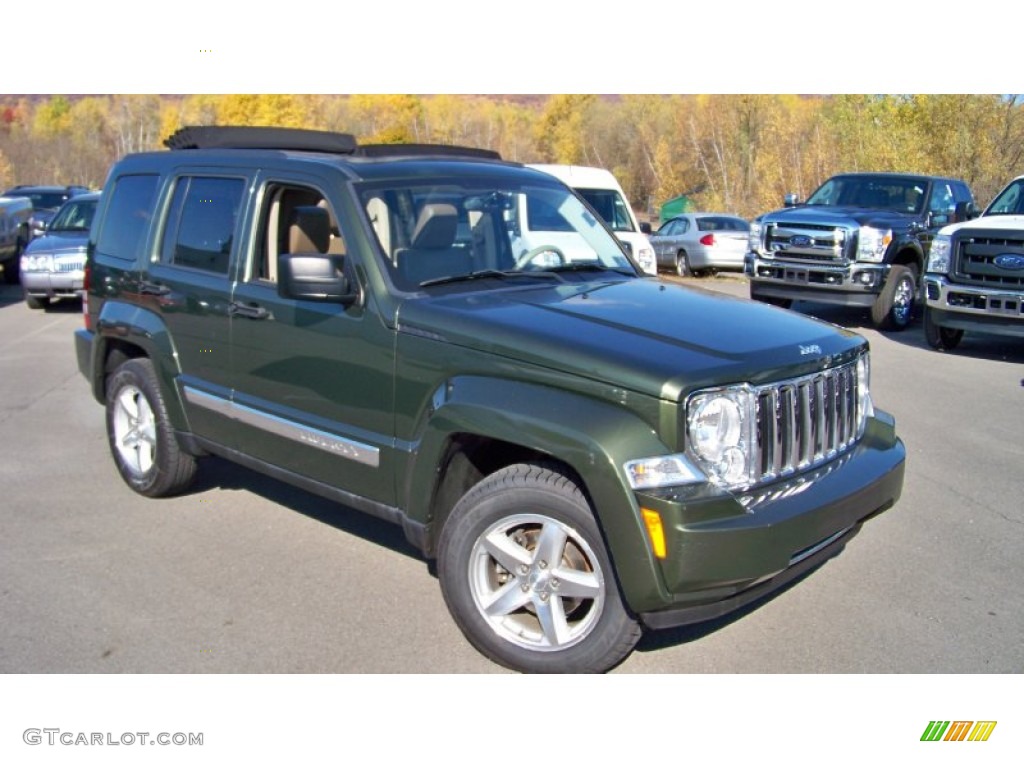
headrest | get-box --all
[288,205,331,254]
[411,203,458,249]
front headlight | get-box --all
[20,253,54,272]
[687,386,758,488]
[857,226,892,262]
[624,454,704,489]
[748,221,762,254]
[927,234,952,273]
[636,246,656,274]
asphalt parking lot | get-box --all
[0,276,1021,674]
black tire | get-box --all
[2,257,20,285]
[24,292,48,310]
[105,358,197,497]
[675,250,691,277]
[871,263,918,331]
[437,463,641,673]
[924,306,964,351]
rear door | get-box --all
[143,169,252,446]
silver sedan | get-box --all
[652,213,750,276]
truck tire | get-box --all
[105,358,197,497]
[871,264,917,331]
[924,305,964,351]
[437,462,641,673]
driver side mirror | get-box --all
[639,221,652,235]
[784,193,800,207]
[955,201,980,222]
[279,253,359,305]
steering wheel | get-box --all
[515,245,567,270]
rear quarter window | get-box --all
[95,174,160,261]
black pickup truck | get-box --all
[746,173,978,330]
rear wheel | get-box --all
[438,463,641,673]
[924,306,964,351]
[105,358,197,497]
[675,250,691,277]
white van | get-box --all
[526,164,657,275]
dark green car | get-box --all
[75,127,905,673]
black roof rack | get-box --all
[355,143,501,160]
[163,126,501,161]
[165,126,358,154]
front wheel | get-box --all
[105,358,197,497]
[924,306,964,351]
[872,264,918,331]
[24,292,48,310]
[438,463,641,673]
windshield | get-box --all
[984,179,1024,216]
[805,176,927,214]
[573,188,636,233]
[48,198,97,232]
[18,192,71,210]
[357,178,637,290]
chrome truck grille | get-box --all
[763,222,855,263]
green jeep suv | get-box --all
[75,126,905,672]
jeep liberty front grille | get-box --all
[755,359,861,481]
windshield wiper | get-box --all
[546,263,636,277]
[419,269,564,288]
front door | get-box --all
[227,173,398,506]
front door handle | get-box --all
[230,302,271,320]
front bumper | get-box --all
[747,254,888,306]
[634,410,905,629]
[21,270,84,299]
[924,275,1024,337]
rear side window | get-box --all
[160,176,245,274]
[95,174,160,261]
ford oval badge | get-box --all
[790,235,813,247]
[994,254,1024,271]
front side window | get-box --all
[160,176,244,274]
[357,177,636,290]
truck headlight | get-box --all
[927,234,952,273]
[21,253,54,272]
[686,386,757,488]
[857,226,892,262]
[748,221,762,254]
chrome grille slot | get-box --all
[764,222,854,264]
[952,231,1024,289]
[756,360,861,483]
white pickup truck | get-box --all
[0,196,32,284]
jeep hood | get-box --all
[397,279,864,401]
